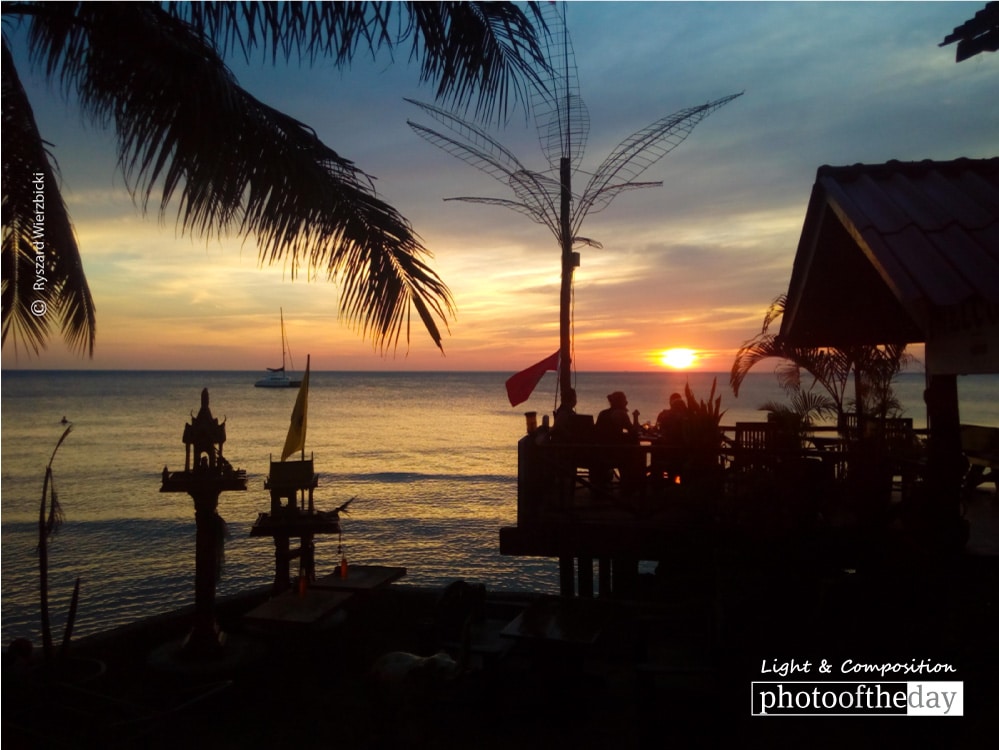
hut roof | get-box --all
[779,158,999,373]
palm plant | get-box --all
[2,1,550,357]
[759,388,837,448]
[407,2,741,399]
[683,377,725,453]
[37,424,79,663]
[849,343,913,420]
[730,294,913,422]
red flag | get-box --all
[505,351,559,406]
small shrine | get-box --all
[249,355,349,593]
[251,456,346,593]
[161,388,246,659]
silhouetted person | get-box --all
[657,393,689,447]
[595,391,642,492]
[551,388,579,441]
[653,393,689,484]
[596,391,638,445]
[549,388,592,504]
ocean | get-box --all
[2,369,997,645]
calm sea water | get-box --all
[2,369,996,644]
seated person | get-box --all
[595,391,639,444]
[653,392,690,483]
[656,392,689,446]
[551,388,580,442]
[595,391,642,491]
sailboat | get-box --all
[254,309,303,388]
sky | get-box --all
[2,2,996,373]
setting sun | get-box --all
[660,348,698,369]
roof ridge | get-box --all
[817,158,999,181]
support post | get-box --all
[185,490,225,658]
[558,157,573,399]
[558,555,575,596]
[924,374,968,551]
[577,556,594,598]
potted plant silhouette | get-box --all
[671,380,726,517]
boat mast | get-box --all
[280,308,287,371]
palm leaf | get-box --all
[2,41,96,357]
[37,424,72,661]
[21,3,457,351]
[730,333,783,397]
[3,1,548,356]
[171,1,551,123]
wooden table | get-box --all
[312,565,407,592]
[243,588,353,632]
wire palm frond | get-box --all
[573,93,742,231]
[408,101,569,237]
[529,3,587,171]
[408,2,741,252]
[407,99,532,176]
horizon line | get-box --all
[1,367,934,375]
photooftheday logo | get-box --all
[751,682,963,717]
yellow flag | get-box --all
[280,355,310,461]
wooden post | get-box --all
[558,156,573,399]
[924,374,967,549]
[185,489,225,658]
[273,534,292,593]
[518,434,545,523]
[558,556,575,596]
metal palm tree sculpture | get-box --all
[408,3,741,400]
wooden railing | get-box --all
[517,419,932,521]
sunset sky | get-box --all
[2,2,995,373]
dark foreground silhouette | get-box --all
[5,541,998,750]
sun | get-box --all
[660,348,698,369]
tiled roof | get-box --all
[817,158,999,309]
[780,158,999,362]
